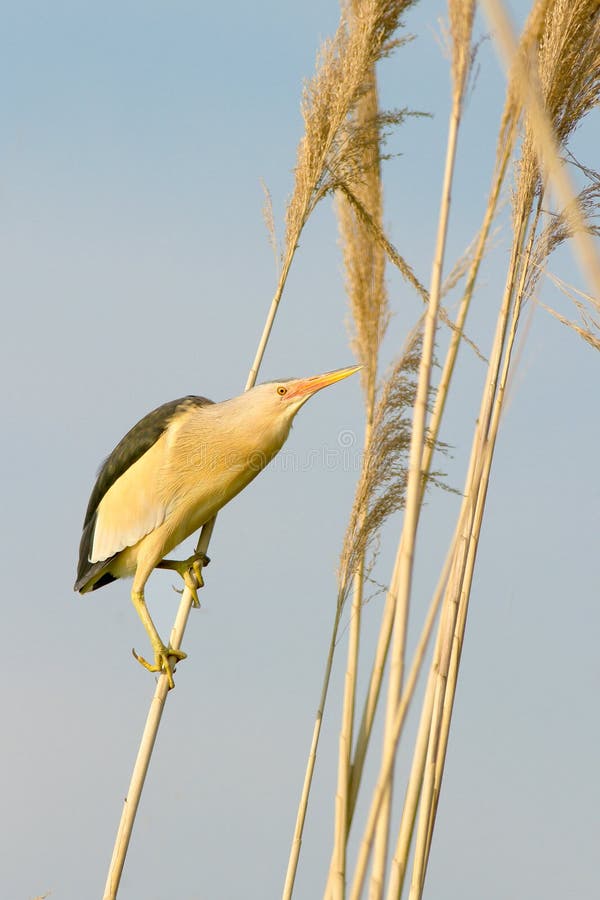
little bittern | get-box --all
[75,366,360,687]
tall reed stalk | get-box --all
[331,6,388,896]
[102,263,296,899]
[405,4,600,898]
[367,7,475,898]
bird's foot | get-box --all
[183,562,203,608]
[132,642,187,690]
[157,551,210,608]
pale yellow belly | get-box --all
[108,461,260,587]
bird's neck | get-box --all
[200,396,293,471]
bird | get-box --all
[75,365,360,687]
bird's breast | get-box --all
[159,427,283,545]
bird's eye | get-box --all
[277,386,287,396]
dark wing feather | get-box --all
[75,395,213,591]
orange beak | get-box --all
[286,365,362,401]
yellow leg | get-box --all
[156,551,209,608]
[130,589,186,689]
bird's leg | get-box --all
[130,589,186,690]
[156,551,210,608]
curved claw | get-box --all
[132,645,187,690]
[183,563,204,608]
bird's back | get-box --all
[75,395,213,592]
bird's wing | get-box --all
[82,396,213,528]
[90,432,171,561]
[76,396,213,580]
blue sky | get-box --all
[2,3,598,899]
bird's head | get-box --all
[259,364,361,416]
[235,364,361,449]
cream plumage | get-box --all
[75,366,360,687]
